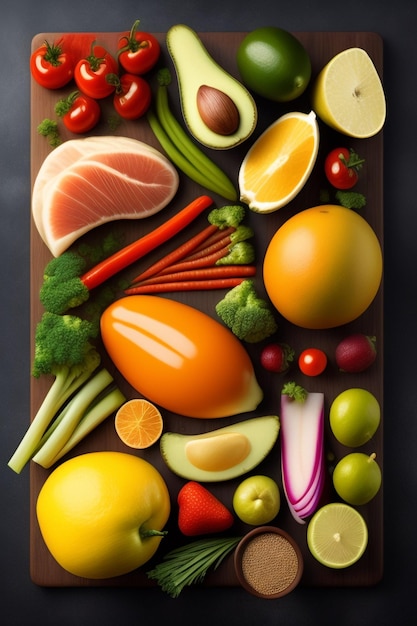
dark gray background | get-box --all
[1,1,416,624]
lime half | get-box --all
[307,503,368,569]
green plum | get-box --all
[333,452,381,505]
[329,388,380,447]
[233,475,280,525]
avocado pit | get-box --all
[197,85,240,135]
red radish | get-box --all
[280,383,325,524]
[260,343,295,373]
[335,334,377,373]
[177,482,234,536]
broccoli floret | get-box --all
[335,190,367,209]
[215,279,278,343]
[216,241,255,266]
[40,236,126,315]
[8,312,101,474]
[39,251,90,314]
[208,205,246,229]
[32,312,99,378]
[229,224,254,244]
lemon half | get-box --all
[312,47,386,138]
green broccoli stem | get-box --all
[44,386,126,467]
[32,369,114,468]
[7,358,100,474]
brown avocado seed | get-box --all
[196,85,240,135]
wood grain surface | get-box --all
[29,30,384,588]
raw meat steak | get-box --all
[32,136,179,256]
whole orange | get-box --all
[263,205,382,329]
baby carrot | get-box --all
[81,195,213,290]
[124,277,247,294]
[130,223,218,284]
[155,246,237,274]
[126,265,256,289]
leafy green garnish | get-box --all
[282,382,308,402]
[335,190,367,209]
[147,536,241,597]
[37,118,61,147]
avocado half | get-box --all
[166,24,258,149]
[160,415,280,482]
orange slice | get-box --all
[238,110,319,213]
[115,399,163,449]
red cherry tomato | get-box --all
[112,74,152,120]
[118,20,160,75]
[74,43,119,99]
[55,91,101,134]
[30,40,74,89]
[324,147,365,190]
[298,348,327,376]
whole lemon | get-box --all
[237,27,311,102]
[36,451,171,579]
[263,205,382,329]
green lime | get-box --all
[237,27,311,102]
[332,452,382,506]
[307,503,368,569]
[329,388,380,447]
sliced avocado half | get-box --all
[166,24,258,149]
[160,415,280,482]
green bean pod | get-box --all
[155,87,238,201]
[147,110,216,191]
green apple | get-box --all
[333,452,381,505]
[232,475,280,525]
[329,388,380,447]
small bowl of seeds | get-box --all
[234,526,303,599]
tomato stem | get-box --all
[118,19,149,55]
[42,39,64,66]
[340,149,366,171]
[85,41,106,71]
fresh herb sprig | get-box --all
[147,536,241,598]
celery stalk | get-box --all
[32,369,114,468]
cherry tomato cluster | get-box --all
[31,21,160,134]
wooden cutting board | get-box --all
[29,30,384,588]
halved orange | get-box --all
[238,110,319,213]
[115,399,163,449]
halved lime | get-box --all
[307,502,368,569]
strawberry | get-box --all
[177,481,234,536]
[335,334,377,373]
[260,342,295,373]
